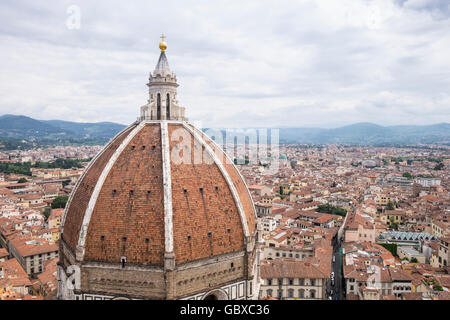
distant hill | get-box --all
[0,114,126,149]
[0,114,72,139]
[204,122,450,145]
[0,114,448,149]
[277,122,450,145]
[42,119,126,140]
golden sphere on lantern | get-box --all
[159,34,167,51]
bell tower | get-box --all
[140,34,186,121]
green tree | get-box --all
[18,177,28,183]
[386,201,395,210]
[433,284,443,291]
[402,172,413,180]
[43,208,51,220]
[317,203,347,217]
[377,243,398,257]
[410,257,418,263]
[433,163,444,170]
[51,195,68,209]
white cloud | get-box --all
[0,0,449,128]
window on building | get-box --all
[267,279,272,286]
[288,289,294,298]
[299,289,305,298]
[289,278,294,285]
[310,279,315,286]
[278,279,283,285]
[310,289,316,298]
[277,290,283,300]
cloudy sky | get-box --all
[0,0,449,128]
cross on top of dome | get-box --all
[159,33,167,52]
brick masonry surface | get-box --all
[168,124,245,265]
[84,124,165,265]
[196,127,257,235]
[62,124,137,253]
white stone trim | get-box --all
[161,121,174,253]
[60,122,138,233]
[76,122,146,259]
[180,280,248,300]
[182,123,250,237]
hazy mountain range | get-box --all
[0,114,125,149]
[277,122,450,145]
[0,114,449,150]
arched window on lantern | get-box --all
[157,93,161,120]
[166,93,170,119]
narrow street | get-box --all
[330,239,345,300]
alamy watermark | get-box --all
[169,126,280,174]
[66,5,81,30]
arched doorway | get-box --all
[202,289,228,300]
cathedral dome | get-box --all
[58,37,261,300]
[61,121,257,265]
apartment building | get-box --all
[8,237,58,277]
[260,259,329,300]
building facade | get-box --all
[259,259,329,300]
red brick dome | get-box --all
[61,121,257,266]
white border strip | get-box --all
[161,121,174,253]
[60,122,138,233]
[182,123,250,237]
[76,121,146,257]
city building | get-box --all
[259,259,329,300]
